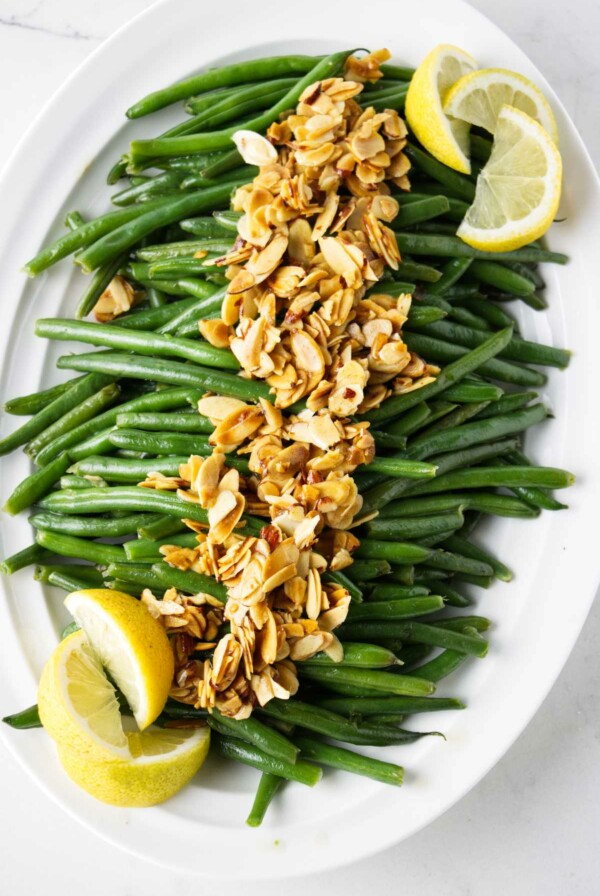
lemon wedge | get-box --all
[444,68,558,142]
[38,629,129,758]
[64,588,174,731]
[457,105,562,252]
[406,44,478,174]
[58,726,210,807]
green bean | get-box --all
[151,563,226,601]
[300,642,400,669]
[24,196,181,276]
[366,457,437,480]
[65,210,86,229]
[318,696,464,716]
[404,332,546,387]
[395,232,568,264]
[407,648,471,682]
[364,509,464,541]
[501,448,568,511]
[2,704,42,729]
[215,735,321,787]
[4,377,86,416]
[123,533,198,562]
[347,595,444,620]
[127,55,321,118]
[0,372,111,456]
[138,515,187,540]
[407,404,548,461]
[362,436,520,516]
[60,474,106,490]
[393,196,450,228]
[367,88,409,112]
[246,773,283,827]
[116,411,213,433]
[111,296,204,331]
[104,563,166,593]
[136,240,227,261]
[35,530,126,565]
[415,319,571,368]
[385,402,432,437]
[185,79,293,115]
[111,171,186,206]
[108,429,211,457]
[437,379,501,403]
[30,511,157,538]
[473,392,538,420]
[380,63,415,80]
[355,540,431,564]
[406,306,447,326]
[417,579,471,608]
[4,452,72,516]
[75,253,130,319]
[70,455,196,484]
[379,492,537,519]
[35,564,104,586]
[36,317,237,372]
[363,327,514,425]
[424,549,493,577]
[56,352,274,403]
[344,560,392,582]
[209,709,299,764]
[415,400,491,439]
[366,584,429,601]
[260,699,433,744]
[158,288,227,336]
[26,383,121,460]
[296,667,434,698]
[442,533,512,582]
[468,260,535,297]
[407,465,574,496]
[369,431,408,450]
[146,257,226,279]
[461,295,519,331]
[129,51,353,158]
[294,735,404,787]
[383,566,415,585]
[427,258,473,295]
[406,144,476,202]
[337,620,488,658]
[0,543,51,575]
[34,386,196,467]
[47,569,105,593]
[39,485,212,523]
[394,260,441,283]
[76,179,247,273]
[179,216,235,237]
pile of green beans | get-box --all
[2,49,574,828]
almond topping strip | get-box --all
[141,54,439,720]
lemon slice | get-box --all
[444,68,558,142]
[64,589,174,731]
[457,105,562,252]
[406,44,478,174]
[38,629,129,758]
[58,726,210,807]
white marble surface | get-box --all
[0,1,598,893]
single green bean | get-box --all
[0,372,111,456]
[337,620,488,657]
[377,491,538,519]
[246,773,282,827]
[4,452,72,516]
[35,530,126,565]
[347,595,444,620]
[344,560,392,582]
[0,543,50,575]
[296,668,434,697]
[364,509,464,541]
[30,511,157,538]
[56,351,274,403]
[406,144,476,202]
[26,383,121,460]
[406,465,575,496]
[214,735,321,787]
[4,377,84,416]
[318,696,464,716]
[395,232,568,264]
[294,735,404,787]
[2,704,42,729]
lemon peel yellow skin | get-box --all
[64,589,174,731]
[457,104,562,253]
[444,67,558,143]
[57,727,211,807]
[406,44,478,174]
